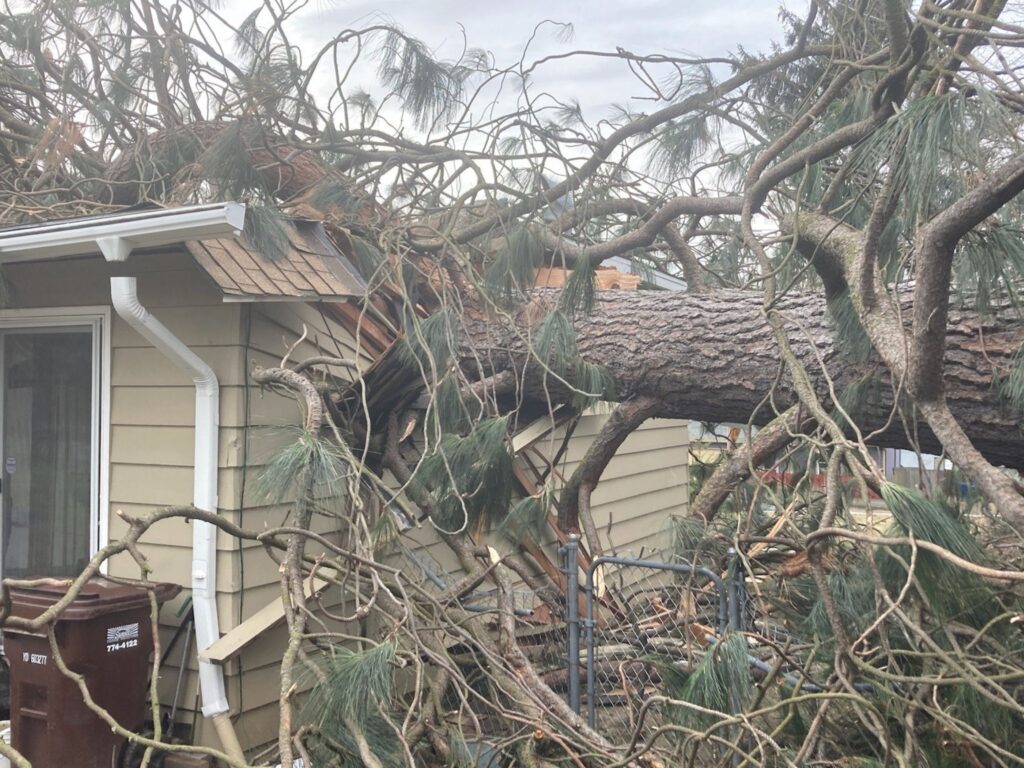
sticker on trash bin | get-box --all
[105,622,140,653]
[4,457,15,475]
[21,652,46,665]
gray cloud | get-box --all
[226,1,802,123]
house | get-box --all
[0,203,691,760]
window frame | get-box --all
[0,306,111,575]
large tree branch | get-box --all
[791,211,1024,535]
[690,405,811,523]
[662,223,708,293]
[926,0,1010,95]
[910,150,1024,399]
[558,395,662,549]
[455,288,1024,469]
[540,195,743,266]
[916,398,1024,534]
[409,44,834,250]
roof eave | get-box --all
[0,202,245,263]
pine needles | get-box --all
[242,203,290,262]
[198,121,264,197]
[484,225,544,303]
[850,90,1014,234]
[415,416,513,532]
[399,307,456,370]
[531,310,615,409]
[995,342,1024,416]
[300,643,403,768]
[255,428,353,505]
[559,256,598,316]
[803,569,873,650]
[878,482,994,624]
[376,29,473,131]
[348,232,390,284]
[497,492,551,542]
[647,114,713,179]
[826,289,872,363]
[304,643,396,724]
[664,632,752,726]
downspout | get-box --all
[103,253,245,760]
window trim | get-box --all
[0,306,111,571]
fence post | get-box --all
[726,547,745,631]
[561,534,581,714]
[726,547,746,766]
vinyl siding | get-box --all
[546,410,689,557]
[220,301,370,737]
[390,408,691,610]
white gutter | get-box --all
[0,202,246,262]
[107,278,235,722]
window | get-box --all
[0,310,108,579]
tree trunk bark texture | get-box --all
[461,289,1024,469]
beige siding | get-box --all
[390,407,690,609]
[545,409,689,556]
[2,252,253,748]
[221,301,371,738]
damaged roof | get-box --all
[187,218,367,302]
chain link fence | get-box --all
[562,538,742,744]
[393,535,749,748]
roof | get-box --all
[0,203,367,303]
[187,218,367,302]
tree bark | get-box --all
[460,289,1024,470]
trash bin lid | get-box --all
[6,577,181,622]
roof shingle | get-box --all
[186,219,366,301]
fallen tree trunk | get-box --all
[460,289,1024,469]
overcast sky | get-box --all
[258,1,804,124]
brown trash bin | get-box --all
[2,577,181,768]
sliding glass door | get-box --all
[1,328,95,579]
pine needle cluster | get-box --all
[415,416,514,531]
[877,483,994,625]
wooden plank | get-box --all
[511,407,572,451]
[199,576,329,664]
[323,302,396,356]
